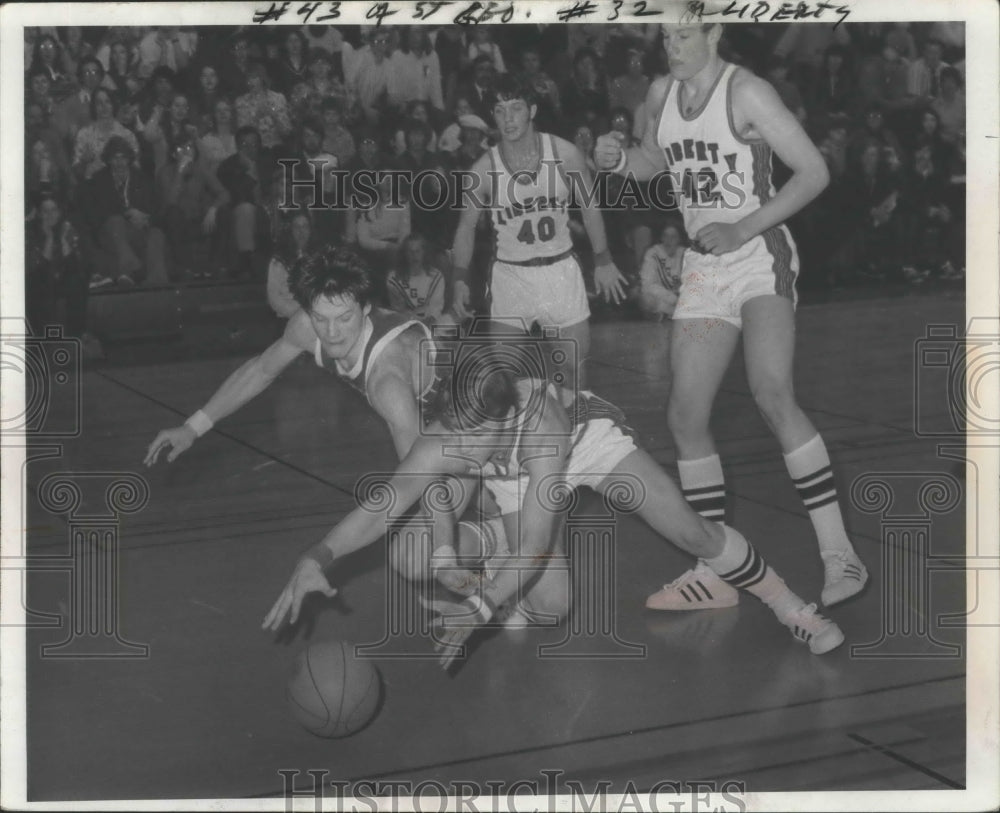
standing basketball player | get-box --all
[594,22,867,609]
[143,247,475,584]
[449,74,628,401]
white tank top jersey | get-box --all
[655,63,778,237]
[488,133,574,263]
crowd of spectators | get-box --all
[23,22,967,353]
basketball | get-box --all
[286,641,382,738]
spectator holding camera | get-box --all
[84,135,168,287]
[156,132,229,280]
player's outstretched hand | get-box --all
[143,425,197,467]
[431,545,484,597]
[262,557,337,633]
[594,131,626,172]
[693,222,748,256]
[594,261,628,305]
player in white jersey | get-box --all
[595,22,867,610]
[450,73,628,402]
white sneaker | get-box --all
[782,603,845,655]
[821,549,869,607]
[645,561,739,611]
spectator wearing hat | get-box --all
[72,87,141,181]
[84,135,167,287]
[438,103,488,159]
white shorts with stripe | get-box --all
[484,417,637,516]
[674,226,800,328]
[489,255,590,330]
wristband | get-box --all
[594,250,612,267]
[184,409,213,437]
[613,149,628,174]
[303,542,335,571]
[461,593,496,625]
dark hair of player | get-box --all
[490,72,539,110]
[288,246,375,312]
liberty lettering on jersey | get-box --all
[661,139,742,208]
[493,195,570,227]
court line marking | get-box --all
[846,732,964,789]
[247,673,964,797]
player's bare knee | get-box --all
[675,516,724,558]
[751,381,798,428]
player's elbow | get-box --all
[807,157,830,195]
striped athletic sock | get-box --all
[704,526,803,620]
[784,435,852,555]
[677,454,726,523]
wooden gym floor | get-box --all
[21,290,967,801]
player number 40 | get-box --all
[517,216,556,245]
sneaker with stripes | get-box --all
[780,603,845,655]
[820,549,869,606]
[645,561,739,611]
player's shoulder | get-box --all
[284,308,318,350]
[728,65,782,109]
[647,75,673,109]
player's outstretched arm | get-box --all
[698,71,830,254]
[556,136,628,305]
[594,76,671,181]
[143,311,312,466]
[449,155,491,320]
[262,433,468,631]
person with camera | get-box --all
[262,331,846,666]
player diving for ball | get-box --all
[594,20,867,612]
[263,333,846,667]
[449,73,629,403]
[143,246,478,586]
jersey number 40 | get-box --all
[517,216,557,245]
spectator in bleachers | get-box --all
[221,32,252,98]
[927,22,965,63]
[456,54,497,123]
[437,99,484,156]
[849,103,903,165]
[270,29,309,97]
[235,62,292,150]
[288,117,338,222]
[356,171,411,294]
[393,101,439,156]
[291,50,350,122]
[26,135,72,212]
[392,27,445,113]
[348,28,395,126]
[144,91,197,172]
[137,26,197,79]
[72,87,141,181]
[58,27,95,80]
[52,56,105,145]
[320,98,356,167]
[26,95,72,175]
[907,38,948,102]
[608,45,649,119]
[303,26,355,83]
[900,140,959,284]
[857,37,916,129]
[138,66,178,129]
[386,233,445,320]
[216,125,273,279]
[94,27,136,72]
[773,22,851,90]
[807,45,855,120]
[931,67,965,145]
[396,118,448,247]
[817,112,851,184]
[434,26,466,112]
[519,45,562,131]
[31,34,75,100]
[25,193,100,356]
[267,210,316,319]
[572,122,599,175]
[637,221,684,322]
[198,98,237,174]
[467,27,505,74]
[27,68,58,123]
[907,108,952,168]
[156,131,228,280]
[103,39,139,96]
[85,135,168,287]
[342,128,385,245]
[561,48,610,136]
[190,63,227,129]
[885,23,917,61]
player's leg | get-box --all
[597,449,843,654]
[741,295,868,606]
[646,315,743,609]
[499,509,570,626]
[557,318,590,397]
[536,257,591,400]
